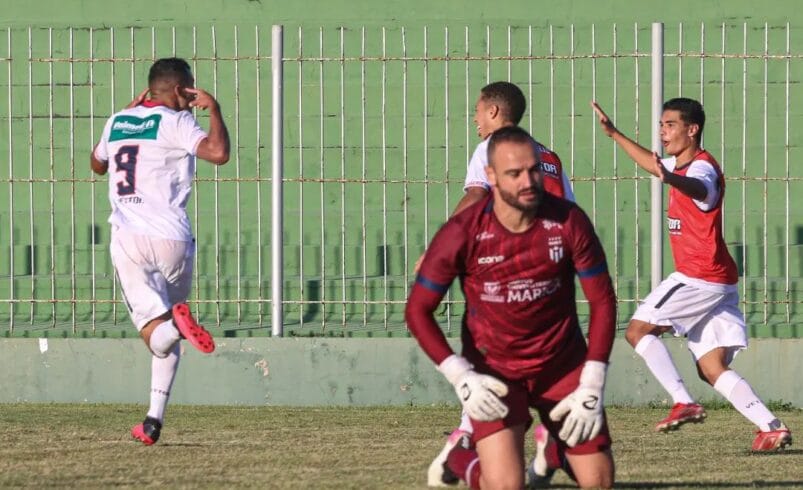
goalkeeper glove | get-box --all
[549,360,607,447]
[438,355,509,422]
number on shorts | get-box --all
[115,145,139,196]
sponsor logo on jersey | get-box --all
[542,162,559,176]
[667,216,682,235]
[475,231,495,241]
[542,220,562,230]
[506,278,561,303]
[480,281,505,303]
[477,254,504,265]
[109,114,162,141]
[547,236,564,263]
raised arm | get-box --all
[592,101,659,177]
[187,87,230,165]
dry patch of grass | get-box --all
[0,404,800,488]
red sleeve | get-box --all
[567,206,617,363]
[405,220,468,365]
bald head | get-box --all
[487,125,540,167]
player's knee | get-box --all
[479,472,523,490]
[625,321,646,347]
[570,452,614,489]
[696,363,724,386]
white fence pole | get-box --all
[271,24,284,337]
[651,22,664,290]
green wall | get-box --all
[0,1,800,337]
[3,337,801,407]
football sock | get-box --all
[149,319,181,358]
[446,445,481,490]
[458,410,473,433]
[147,342,181,423]
[634,334,695,404]
[713,369,778,432]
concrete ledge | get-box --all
[2,338,800,407]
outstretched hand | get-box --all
[186,87,220,111]
[652,152,669,183]
[591,101,618,138]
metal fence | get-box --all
[0,22,800,338]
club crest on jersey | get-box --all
[480,282,505,303]
[547,236,564,263]
[667,217,682,235]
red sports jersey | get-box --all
[537,143,569,199]
[406,193,617,380]
[667,150,738,284]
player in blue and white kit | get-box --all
[91,58,230,445]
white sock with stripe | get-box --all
[714,369,778,432]
[634,334,695,404]
[147,342,181,423]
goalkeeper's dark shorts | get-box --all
[468,347,612,456]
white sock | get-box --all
[458,410,473,434]
[149,319,181,358]
[713,369,779,432]
[634,334,695,405]
[147,342,181,423]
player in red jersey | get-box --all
[455,81,573,216]
[593,98,792,452]
[407,126,617,489]
[418,82,574,487]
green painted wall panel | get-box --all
[2,338,801,407]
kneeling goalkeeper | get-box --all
[405,126,617,489]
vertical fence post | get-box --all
[271,25,284,337]
[651,22,664,289]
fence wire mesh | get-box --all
[0,23,800,337]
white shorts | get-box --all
[110,227,195,331]
[632,273,748,362]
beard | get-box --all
[497,184,543,213]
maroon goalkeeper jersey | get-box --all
[406,192,616,380]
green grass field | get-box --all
[1,404,801,489]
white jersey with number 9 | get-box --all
[94,103,208,242]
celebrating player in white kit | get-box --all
[592,97,792,452]
[91,57,230,445]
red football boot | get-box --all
[172,303,215,354]
[656,403,706,432]
[131,416,162,446]
[752,425,792,452]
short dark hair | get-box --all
[487,125,539,166]
[148,57,193,87]
[480,81,526,125]
[663,97,705,144]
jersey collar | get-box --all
[141,99,168,108]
